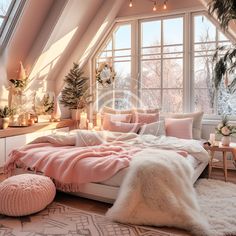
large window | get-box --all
[193,14,235,116]
[94,12,236,117]
[140,17,183,112]
[95,24,132,110]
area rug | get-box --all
[0,202,187,236]
[195,178,236,236]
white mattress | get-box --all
[97,154,200,187]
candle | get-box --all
[96,112,102,128]
[79,112,87,129]
[94,126,100,131]
[88,122,93,130]
[209,133,215,144]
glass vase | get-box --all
[221,136,231,146]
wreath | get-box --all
[96,62,116,87]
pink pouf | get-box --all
[0,174,56,217]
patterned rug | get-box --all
[0,202,187,236]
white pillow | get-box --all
[139,121,166,136]
[76,130,104,147]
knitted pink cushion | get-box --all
[0,174,56,216]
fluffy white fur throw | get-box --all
[106,149,210,236]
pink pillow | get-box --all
[104,121,141,133]
[102,113,132,130]
[132,112,159,124]
[165,118,193,139]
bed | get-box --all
[5,130,209,204]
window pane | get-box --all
[114,49,131,57]
[163,89,183,112]
[163,59,183,88]
[194,89,214,114]
[114,91,132,109]
[194,15,216,43]
[0,17,3,28]
[141,90,161,108]
[97,89,114,110]
[141,60,161,88]
[114,61,131,89]
[194,57,214,89]
[141,20,161,47]
[163,17,183,45]
[114,24,131,49]
[218,31,228,41]
[0,0,12,16]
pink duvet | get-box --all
[4,142,141,191]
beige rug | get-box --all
[0,202,187,236]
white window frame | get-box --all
[92,9,236,120]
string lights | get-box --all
[128,0,168,11]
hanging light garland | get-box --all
[128,0,168,11]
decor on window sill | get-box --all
[216,115,236,146]
[60,63,92,121]
[0,106,14,129]
[96,62,116,88]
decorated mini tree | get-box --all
[60,63,90,110]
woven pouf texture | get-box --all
[0,174,56,216]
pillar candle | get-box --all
[79,112,87,129]
[96,112,102,128]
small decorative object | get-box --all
[0,106,14,129]
[216,115,236,146]
[88,122,94,130]
[79,111,87,129]
[209,133,216,145]
[60,63,92,120]
[96,112,102,128]
[96,61,116,87]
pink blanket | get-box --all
[4,142,141,191]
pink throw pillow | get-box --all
[105,121,141,133]
[165,118,193,139]
[102,113,132,130]
[132,112,159,124]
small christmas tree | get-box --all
[60,63,89,110]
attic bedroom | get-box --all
[0,0,236,235]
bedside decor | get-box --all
[96,61,116,87]
[216,115,236,146]
[0,106,14,129]
[60,63,92,120]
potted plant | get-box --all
[0,106,14,129]
[216,115,236,145]
[60,63,92,120]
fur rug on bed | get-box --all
[106,149,210,236]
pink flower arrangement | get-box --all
[216,115,236,136]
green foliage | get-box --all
[0,106,14,118]
[209,0,236,91]
[60,63,90,110]
[208,0,236,31]
[43,94,54,114]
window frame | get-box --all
[92,10,236,120]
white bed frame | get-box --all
[13,159,208,204]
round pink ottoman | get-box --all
[0,174,56,216]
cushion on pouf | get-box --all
[0,174,56,217]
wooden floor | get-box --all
[1,168,236,235]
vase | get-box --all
[221,136,231,146]
[2,117,9,129]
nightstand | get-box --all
[204,142,236,182]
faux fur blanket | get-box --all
[106,149,210,236]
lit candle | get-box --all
[79,112,87,129]
[88,122,94,130]
[209,133,215,144]
[96,112,102,128]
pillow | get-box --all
[165,118,193,139]
[104,121,142,133]
[102,113,132,130]
[132,112,159,124]
[139,121,166,136]
[76,130,104,147]
[102,106,132,115]
[169,112,203,140]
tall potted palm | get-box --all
[208,0,236,90]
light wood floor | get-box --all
[1,168,236,235]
